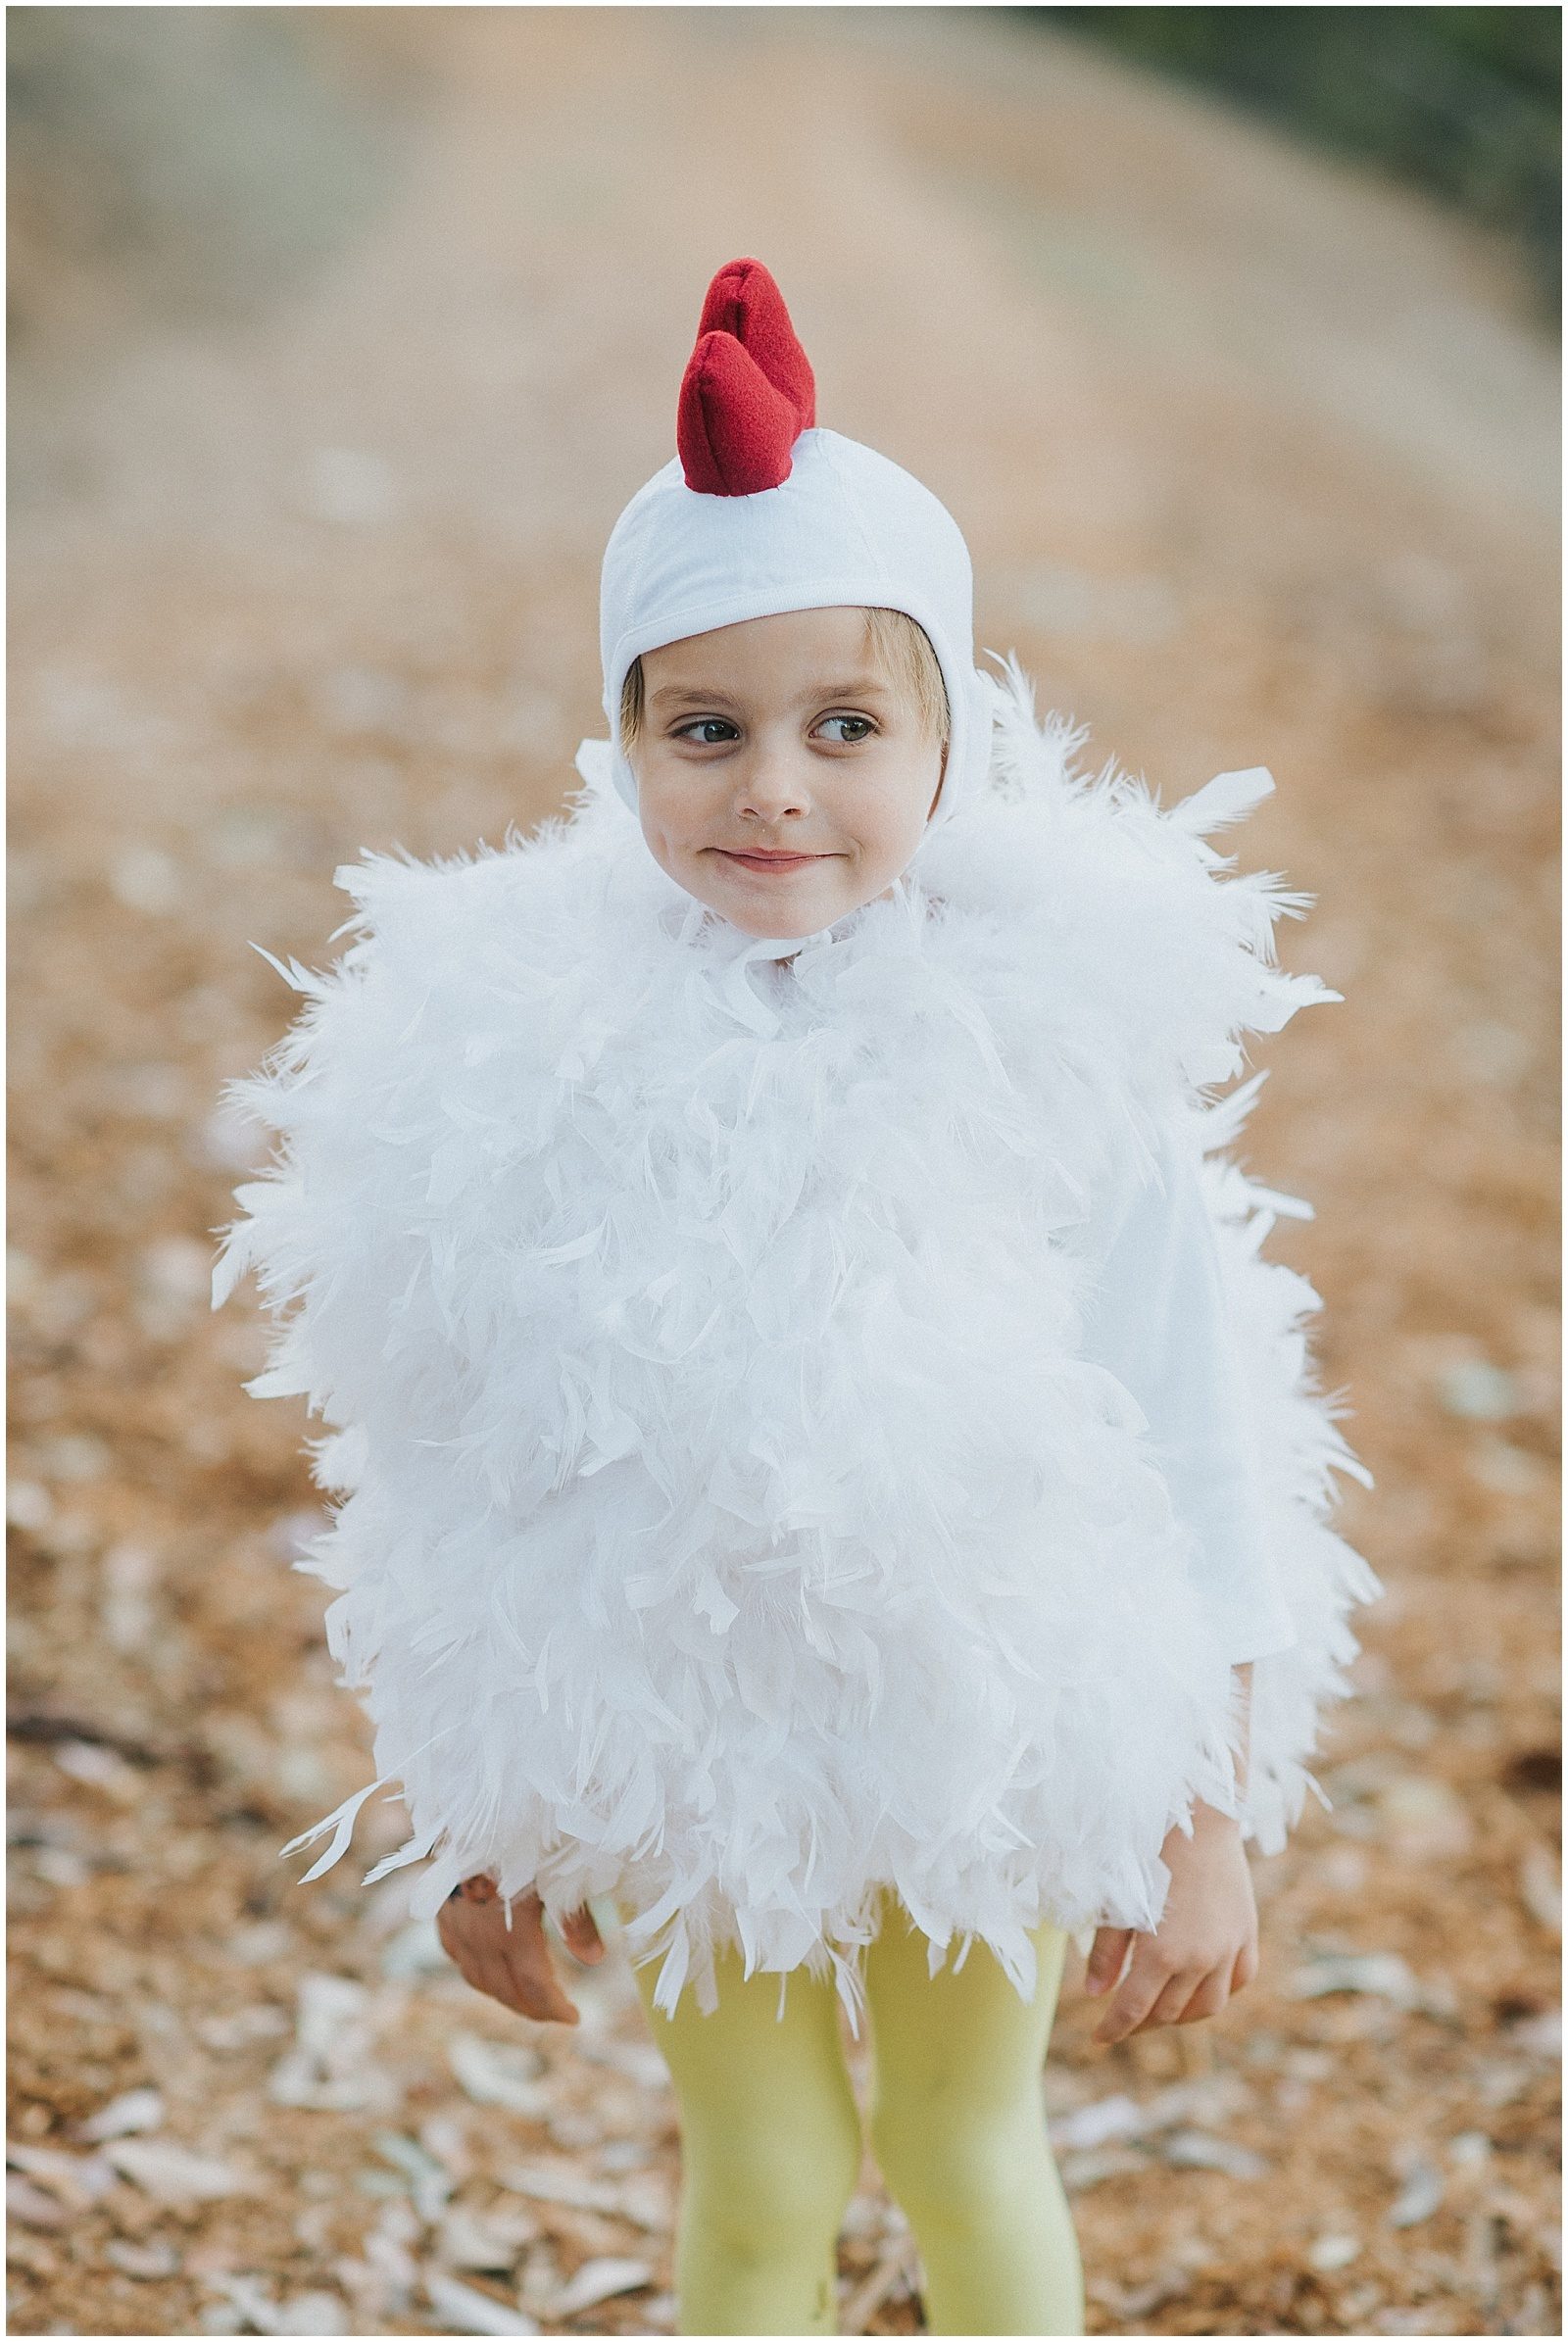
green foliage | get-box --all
[1029,7,1560,315]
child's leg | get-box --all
[624,1925,864,2336]
[862,1895,1084,2337]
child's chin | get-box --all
[698,869,853,940]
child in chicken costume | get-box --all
[215,259,1375,2335]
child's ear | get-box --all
[927,740,949,822]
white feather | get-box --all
[1169,764,1276,834]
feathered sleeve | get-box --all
[210,843,520,1496]
[1078,1120,1300,1669]
[981,654,1380,1848]
[1192,1079,1381,1850]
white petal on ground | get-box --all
[1306,2232,1362,2273]
[496,2158,626,2217]
[1161,2129,1270,2180]
[6,2142,117,2209]
[103,2138,251,2207]
[105,2240,182,2280]
[7,2174,67,2227]
[1286,1952,1423,2008]
[80,2085,166,2142]
[1519,1846,1561,1936]
[267,1973,403,2114]
[448,2031,550,2117]
[1389,2159,1446,2228]
[204,2273,350,2335]
[422,2268,539,2336]
[548,2257,655,2318]
[1050,2092,1145,2151]
[434,2203,540,2273]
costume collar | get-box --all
[658,875,933,1039]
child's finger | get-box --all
[510,1966,580,2025]
[560,1903,607,1964]
[1083,1927,1133,1997]
[1092,1944,1170,2044]
[439,1895,578,2023]
[1128,1968,1203,2034]
[1174,1970,1231,2025]
[486,1934,575,2024]
[466,1942,533,2017]
[437,1905,500,1992]
[497,1910,581,2024]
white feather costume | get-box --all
[213,659,1376,2025]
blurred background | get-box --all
[8,8,1559,2336]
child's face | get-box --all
[628,607,947,940]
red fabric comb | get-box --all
[677,258,816,496]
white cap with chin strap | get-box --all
[587,259,1000,937]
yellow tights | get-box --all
[621,1892,1084,2336]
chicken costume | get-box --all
[213,260,1376,2025]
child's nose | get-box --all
[733,749,811,821]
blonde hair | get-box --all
[617,607,949,755]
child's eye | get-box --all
[673,717,741,745]
[670,714,876,747]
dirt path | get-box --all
[9,13,1558,2335]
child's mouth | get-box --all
[715,850,825,874]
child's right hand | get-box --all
[435,1875,606,2025]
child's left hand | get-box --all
[1083,1802,1259,2046]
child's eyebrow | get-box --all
[649,675,892,709]
[805,676,892,702]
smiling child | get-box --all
[216,257,1375,2335]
